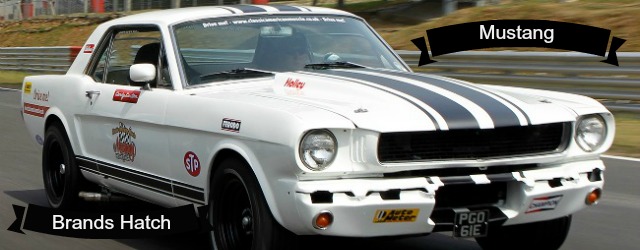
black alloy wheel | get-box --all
[42,124,80,209]
[209,157,296,250]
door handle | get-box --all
[85,90,101,98]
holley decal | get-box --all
[112,122,136,162]
[113,89,141,103]
[283,78,305,89]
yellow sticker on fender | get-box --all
[24,82,32,94]
[373,209,419,223]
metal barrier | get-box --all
[0,46,638,111]
[0,46,80,73]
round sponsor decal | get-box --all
[35,135,43,145]
[184,151,201,177]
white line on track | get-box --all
[602,154,640,162]
[0,87,20,92]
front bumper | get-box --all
[286,159,604,237]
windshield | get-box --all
[172,14,408,85]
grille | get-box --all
[378,122,570,163]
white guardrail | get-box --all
[1,47,639,112]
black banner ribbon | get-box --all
[7,204,211,239]
[413,20,626,66]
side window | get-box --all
[89,27,172,89]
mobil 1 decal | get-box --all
[412,20,626,66]
[184,151,201,177]
[112,122,136,162]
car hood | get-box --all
[199,68,603,132]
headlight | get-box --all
[575,115,607,152]
[299,130,337,171]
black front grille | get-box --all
[378,122,569,163]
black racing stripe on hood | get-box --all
[230,5,268,13]
[270,5,301,11]
[360,69,524,127]
[296,71,441,130]
[322,70,480,129]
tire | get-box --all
[209,157,296,250]
[475,215,572,250]
[42,124,81,209]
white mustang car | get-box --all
[21,5,613,250]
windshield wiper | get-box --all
[304,61,366,70]
[199,68,273,81]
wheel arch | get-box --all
[44,108,72,141]
[206,144,287,226]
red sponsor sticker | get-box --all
[113,89,141,103]
[23,102,50,118]
[184,151,201,177]
[84,44,95,54]
[284,78,305,89]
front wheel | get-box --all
[42,124,81,209]
[209,157,296,250]
[475,215,572,250]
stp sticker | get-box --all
[84,44,95,53]
[184,151,201,177]
[221,118,241,132]
[373,209,419,223]
[526,195,563,213]
[113,89,141,103]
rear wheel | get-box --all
[475,215,572,250]
[209,157,296,250]
[42,124,80,209]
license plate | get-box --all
[453,210,489,238]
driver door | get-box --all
[77,26,177,206]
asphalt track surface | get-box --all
[1,88,639,250]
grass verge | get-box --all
[607,112,640,158]
[0,71,28,86]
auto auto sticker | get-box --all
[23,82,32,94]
[373,209,419,223]
[112,122,136,162]
[113,89,141,103]
[183,151,201,177]
[221,118,241,133]
[526,195,563,213]
[23,102,50,118]
[284,78,305,89]
[32,89,49,102]
[83,44,95,53]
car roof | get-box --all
[103,5,358,27]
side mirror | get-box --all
[129,63,156,86]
